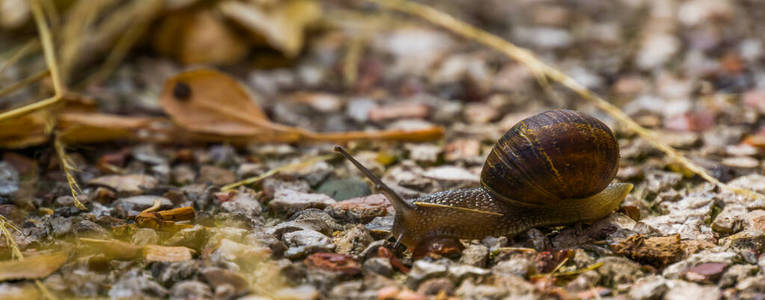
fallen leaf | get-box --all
[154,9,250,65]
[143,245,194,262]
[159,68,444,143]
[220,0,321,57]
[0,111,50,149]
[0,252,67,281]
[159,68,289,136]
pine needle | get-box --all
[54,134,87,210]
[368,0,765,201]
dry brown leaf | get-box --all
[0,252,67,281]
[79,238,142,260]
[0,110,50,148]
[160,68,444,143]
[160,68,293,136]
[154,9,250,65]
[143,245,193,262]
[57,112,160,143]
[220,0,321,57]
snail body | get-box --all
[335,109,633,250]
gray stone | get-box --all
[113,196,173,218]
[50,216,72,237]
[220,190,262,220]
[268,190,336,216]
[448,265,489,283]
[283,230,334,259]
[596,256,644,286]
[627,275,668,300]
[108,270,168,299]
[664,280,721,300]
[169,280,212,300]
[165,225,210,252]
[74,219,109,237]
[363,257,393,277]
[153,261,197,286]
[406,260,448,288]
[712,205,747,234]
[272,285,318,300]
[202,267,250,296]
[719,264,758,288]
[459,244,489,267]
[493,257,533,278]
[365,216,394,238]
[736,275,765,293]
[317,178,371,201]
[0,162,19,197]
[198,165,236,185]
[132,228,159,246]
[171,165,196,185]
[662,250,737,279]
[327,194,392,223]
[332,225,373,255]
[418,278,454,296]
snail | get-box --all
[334,109,633,251]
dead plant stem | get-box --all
[368,0,764,200]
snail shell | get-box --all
[481,109,619,206]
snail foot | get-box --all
[412,236,464,259]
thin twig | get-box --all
[368,0,765,200]
[0,69,50,98]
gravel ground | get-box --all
[3,0,765,299]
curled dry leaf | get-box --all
[220,0,321,57]
[160,68,444,143]
[0,252,67,281]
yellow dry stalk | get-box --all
[0,0,64,123]
[222,154,336,191]
[0,216,23,260]
[343,35,366,87]
[0,217,58,300]
[0,69,50,98]
[368,0,765,201]
[54,134,87,211]
[0,40,40,74]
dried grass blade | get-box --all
[369,0,765,200]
